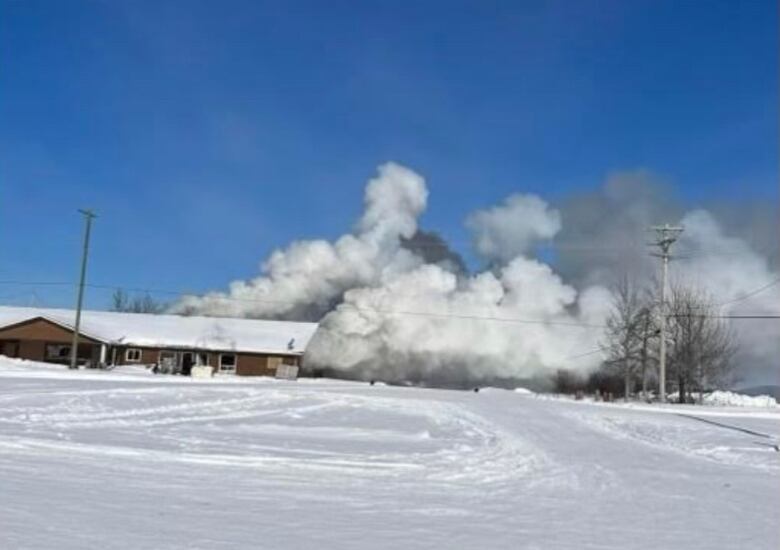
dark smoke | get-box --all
[401,230,468,276]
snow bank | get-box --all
[703,390,778,408]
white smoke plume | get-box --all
[310,259,611,386]
[466,194,561,264]
[672,210,780,385]
[553,172,779,386]
[175,163,778,387]
[173,163,428,321]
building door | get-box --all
[159,351,178,374]
[181,352,194,376]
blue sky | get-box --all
[1,0,777,309]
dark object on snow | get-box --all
[369,380,375,386]
[473,387,480,393]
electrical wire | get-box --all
[714,277,780,307]
[0,280,606,328]
[561,347,607,360]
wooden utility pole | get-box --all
[69,209,97,370]
[649,223,683,402]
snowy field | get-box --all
[1,359,778,550]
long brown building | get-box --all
[0,306,318,376]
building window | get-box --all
[219,353,236,373]
[125,348,142,363]
[45,344,71,360]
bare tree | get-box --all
[110,289,166,314]
[136,293,165,314]
[666,284,738,403]
[602,275,646,399]
[635,303,659,400]
[111,288,130,312]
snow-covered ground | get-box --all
[703,390,778,408]
[1,359,778,549]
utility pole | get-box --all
[649,223,683,402]
[70,209,97,370]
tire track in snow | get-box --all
[0,384,552,487]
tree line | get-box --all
[110,289,166,314]
[554,276,738,404]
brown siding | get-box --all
[0,318,102,365]
[18,340,46,361]
[0,317,305,376]
[109,347,301,376]
[234,353,300,376]
[141,348,160,364]
[111,345,166,365]
[112,346,221,368]
[0,318,100,344]
[0,340,20,357]
[4,339,98,365]
[235,354,269,376]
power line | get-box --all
[676,276,780,311]
[714,277,780,307]
[720,315,780,319]
[347,307,606,328]
[668,314,780,320]
[561,313,780,365]
[4,279,778,328]
[0,280,606,329]
[401,239,762,255]
[0,280,75,287]
[562,347,606,360]
[6,276,778,308]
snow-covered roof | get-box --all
[0,306,318,355]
